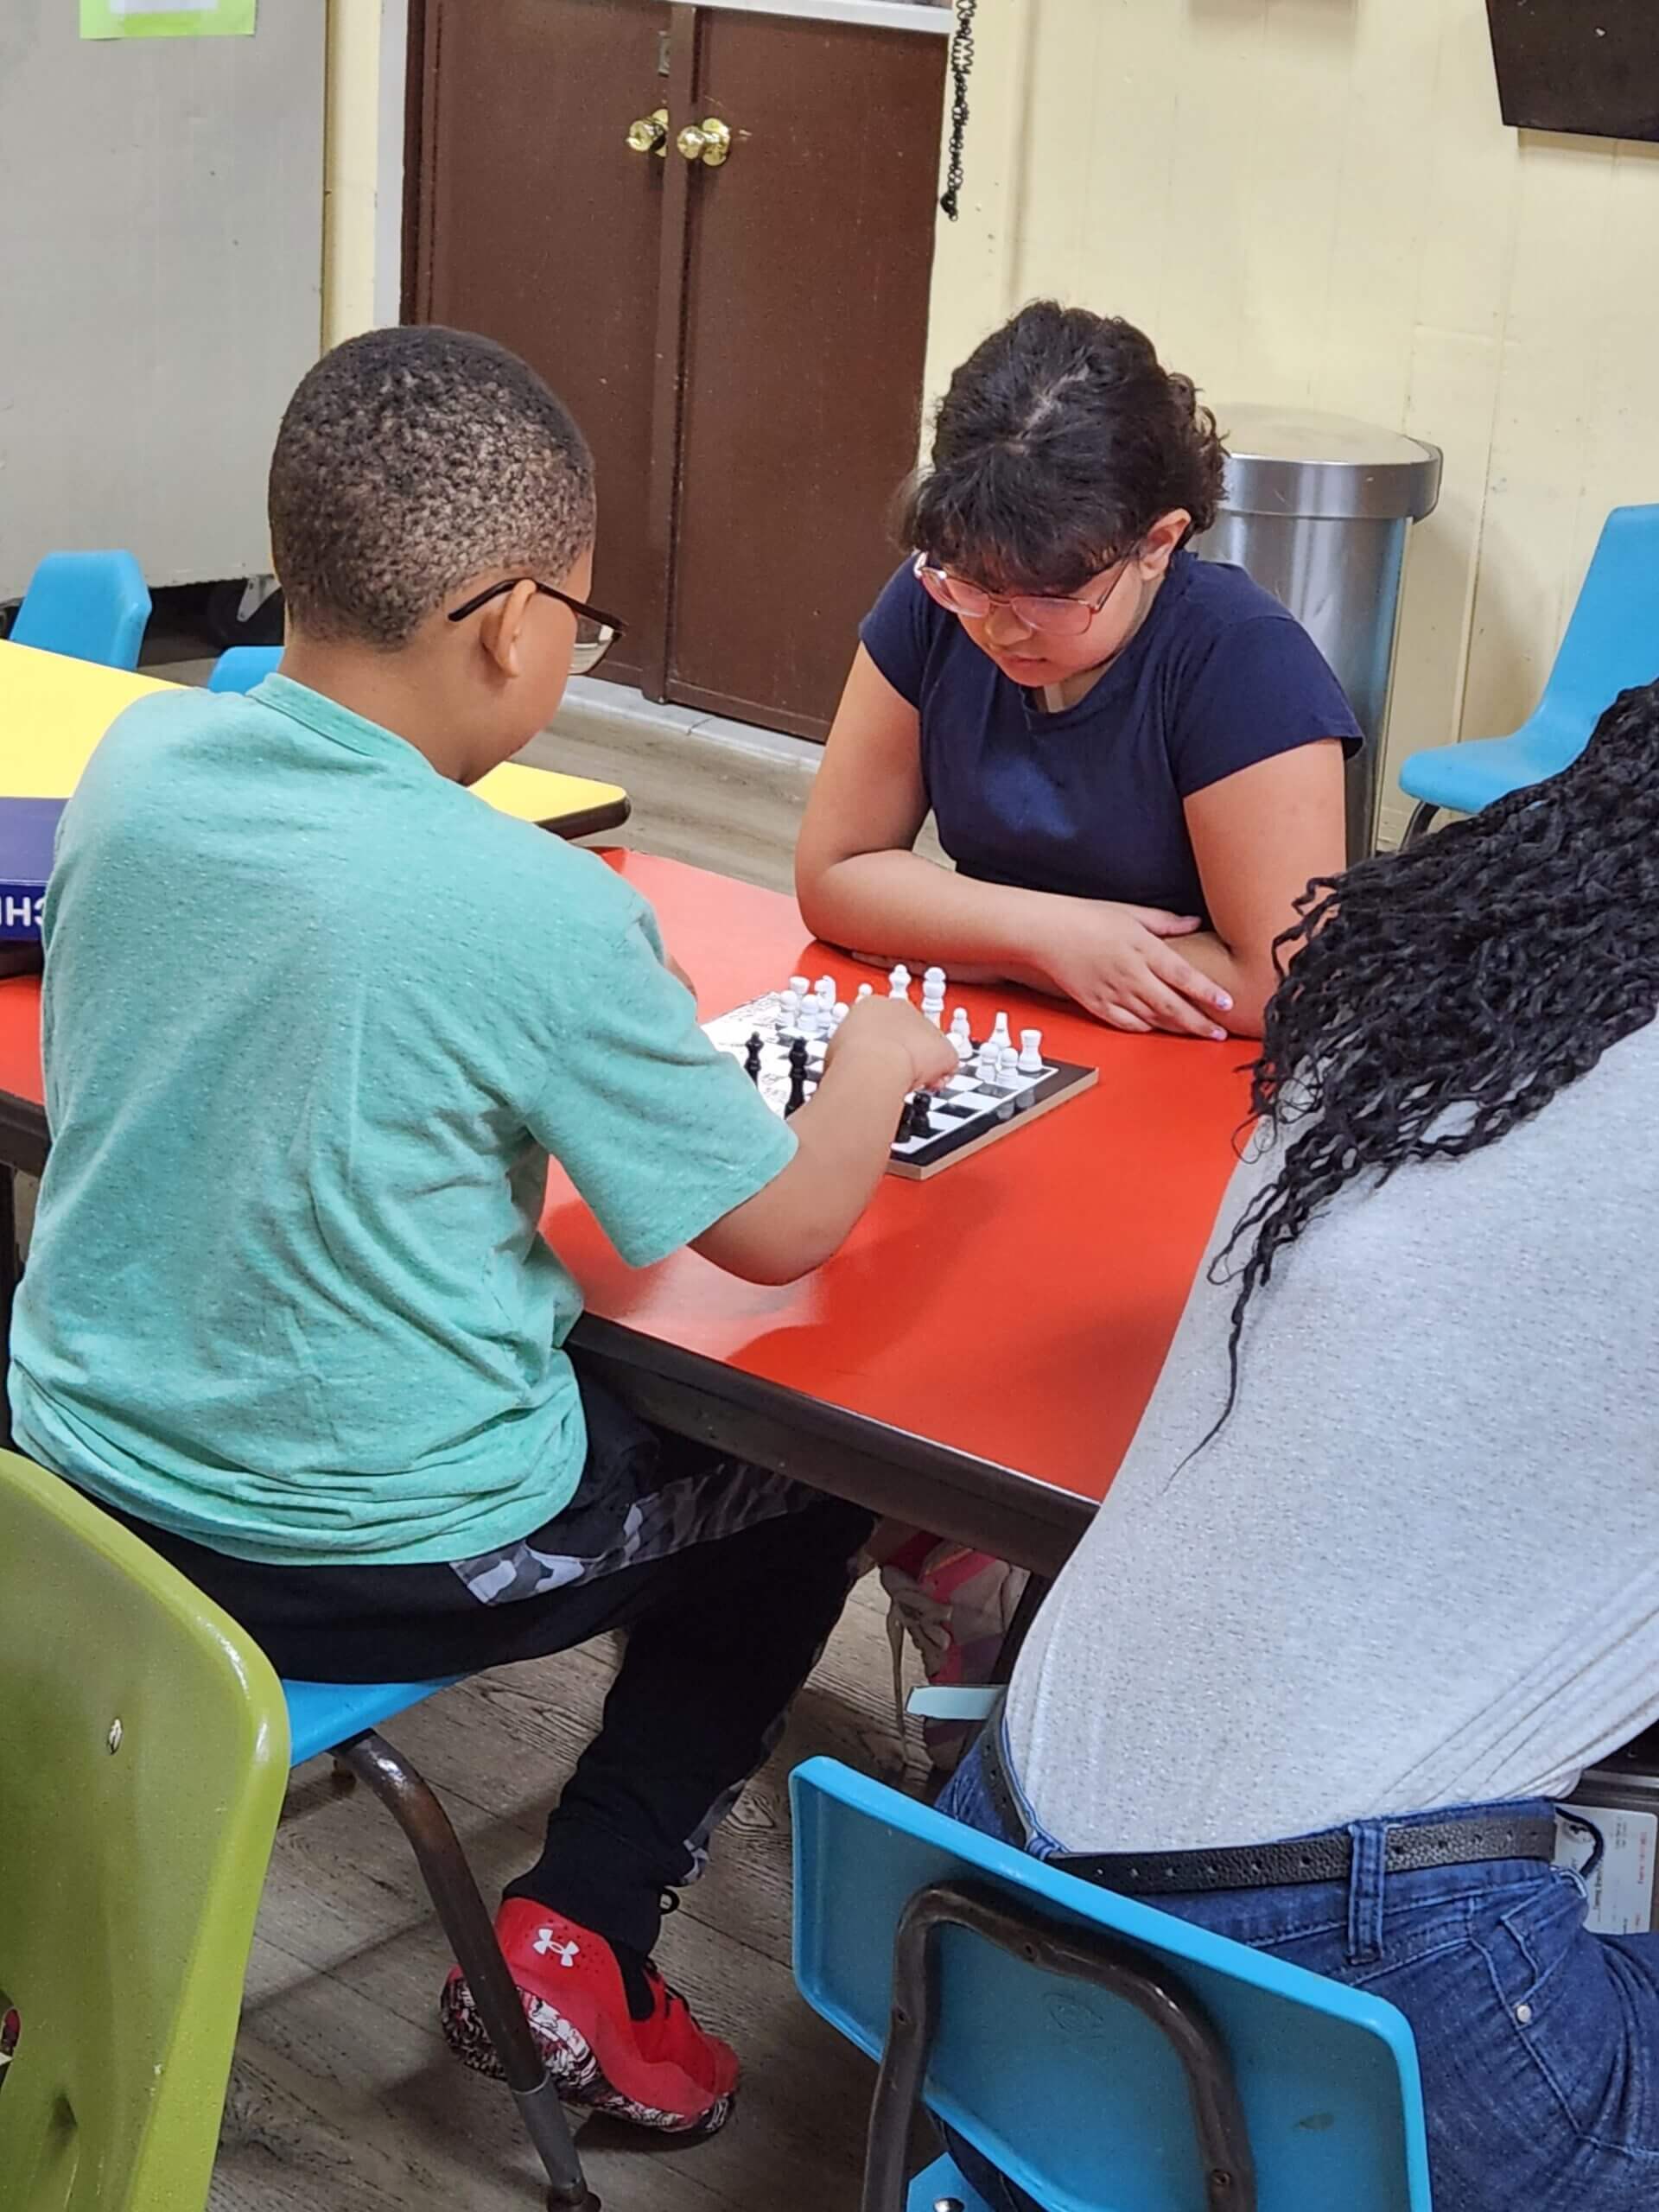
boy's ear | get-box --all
[475,579,539,679]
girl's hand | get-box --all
[1039,902,1233,1039]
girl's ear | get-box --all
[1140,509,1192,576]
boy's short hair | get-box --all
[269,326,595,647]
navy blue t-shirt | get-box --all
[859,552,1362,920]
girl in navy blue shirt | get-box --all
[797,303,1360,1039]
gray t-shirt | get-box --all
[1006,1018,1659,1853]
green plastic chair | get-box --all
[0,1447,289,2212]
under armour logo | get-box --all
[533,1929,580,1967]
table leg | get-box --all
[991,1572,1052,1685]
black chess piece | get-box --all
[785,1035,810,1117]
[743,1032,764,1084]
[907,1089,933,1141]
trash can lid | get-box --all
[1216,405,1442,522]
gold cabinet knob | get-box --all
[677,118,733,168]
[626,107,669,156]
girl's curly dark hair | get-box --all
[1207,677,1659,1431]
[899,301,1226,594]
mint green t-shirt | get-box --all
[9,676,795,1565]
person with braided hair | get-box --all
[936,679,1659,2210]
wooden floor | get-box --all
[216,1578,925,2212]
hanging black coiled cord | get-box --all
[939,0,977,220]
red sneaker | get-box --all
[439,1900,739,2137]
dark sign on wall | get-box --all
[1487,2,1659,143]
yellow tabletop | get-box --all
[0,640,630,835]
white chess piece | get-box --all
[856,982,874,1001]
[988,1011,1013,1053]
[888,964,912,1001]
[975,1046,1000,1085]
[790,975,810,1000]
[815,975,836,1010]
[1018,1028,1044,1073]
[998,1046,1020,1085]
[832,1001,849,1030]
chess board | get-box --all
[705,982,1098,1180]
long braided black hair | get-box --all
[1207,677,1659,1428]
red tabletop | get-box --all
[0,853,1253,1566]
[541,855,1251,1539]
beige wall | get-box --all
[925,0,1659,843]
[321,0,396,348]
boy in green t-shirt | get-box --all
[10,327,955,2137]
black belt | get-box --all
[980,1726,1558,1898]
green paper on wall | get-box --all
[80,0,256,37]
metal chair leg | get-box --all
[862,1877,1255,2212]
[338,1731,600,2211]
[1402,800,1440,846]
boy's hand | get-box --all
[692,997,957,1286]
[1039,900,1230,1040]
[821,994,959,1093]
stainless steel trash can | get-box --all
[1195,407,1442,859]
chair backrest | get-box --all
[207,645,283,694]
[791,1758,1432,2212]
[0,1450,289,2212]
[10,552,151,671]
[1531,503,1659,752]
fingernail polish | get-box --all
[1215,993,1233,1011]
[1211,1027,1228,1042]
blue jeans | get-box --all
[936,1732,1659,2212]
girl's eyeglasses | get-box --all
[448,577,626,676]
[912,550,1136,638]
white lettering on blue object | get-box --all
[3,896,41,929]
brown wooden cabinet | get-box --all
[409,0,945,737]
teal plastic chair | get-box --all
[1399,503,1659,843]
[10,552,151,671]
[791,1758,1433,2212]
[207,645,282,693]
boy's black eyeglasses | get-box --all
[448,577,626,677]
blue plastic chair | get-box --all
[9,551,151,671]
[1399,503,1659,844]
[791,1758,1433,2212]
[207,645,283,694]
[280,1671,594,2207]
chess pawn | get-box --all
[856,982,874,1001]
[888,964,912,1001]
[975,1045,1000,1086]
[831,1001,849,1031]
[790,975,810,1000]
[815,975,837,1011]
[998,1046,1020,1086]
